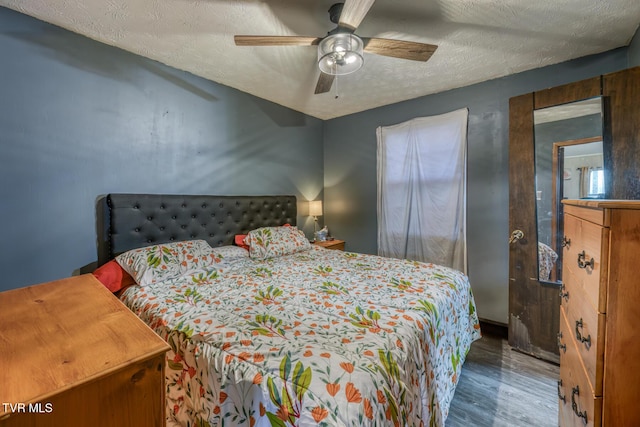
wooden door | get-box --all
[508,77,601,362]
[603,66,640,199]
[508,93,560,362]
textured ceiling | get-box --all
[2,0,639,119]
[534,97,602,124]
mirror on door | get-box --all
[533,97,604,285]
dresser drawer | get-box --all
[559,308,603,427]
[559,290,605,395]
[562,213,609,313]
[563,204,607,226]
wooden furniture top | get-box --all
[313,239,345,248]
[0,275,169,415]
[562,199,640,210]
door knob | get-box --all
[509,229,524,244]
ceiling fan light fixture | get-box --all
[318,33,364,76]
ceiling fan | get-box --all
[234,0,438,95]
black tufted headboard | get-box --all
[97,194,297,264]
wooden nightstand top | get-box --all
[314,239,345,251]
[0,274,169,412]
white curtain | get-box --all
[376,108,468,273]
[578,166,590,198]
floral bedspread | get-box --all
[120,246,481,427]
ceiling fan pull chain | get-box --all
[334,74,339,99]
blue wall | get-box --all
[323,49,629,323]
[0,7,323,291]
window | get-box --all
[376,108,469,273]
[588,169,605,197]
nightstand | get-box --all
[0,274,170,427]
[314,239,345,251]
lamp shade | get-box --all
[318,33,364,76]
[309,200,323,217]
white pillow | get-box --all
[116,239,219,286]
[245,226,311,260]
[211,245,249,262]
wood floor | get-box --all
[446,334,559,427]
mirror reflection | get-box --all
[533,97,604,284]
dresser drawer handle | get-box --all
[557,379,566,403]
[559,284,569,302]
[557,331,566,353]
[571,386,588,423]
[561,236,571,248]
[577,251,594,269]
[575,318,592,350]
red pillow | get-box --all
[235,234,250,250]
[92,260,136,293]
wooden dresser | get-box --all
[0,274,170,427]
[558,200,640,427]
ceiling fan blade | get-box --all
[314,72,335,94]
[338,0,376,31]
[362,38,437,62]
[234,35,321,46]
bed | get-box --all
[97,194,481,427]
